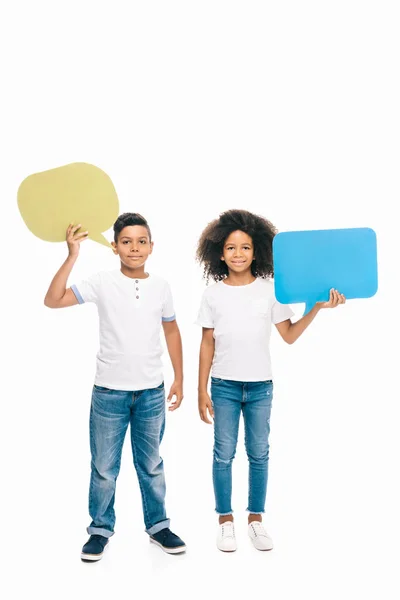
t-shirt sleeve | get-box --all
[162,282,176,322]
[70,273,101,305]
[271,297,295,324]
[195,292,214,328]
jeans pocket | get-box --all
[94,385,113,393]
[264,381,273,402]
[150,381,164,392]
[211,377,224,385]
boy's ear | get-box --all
[111,241,118,255]
[149,241,154,254]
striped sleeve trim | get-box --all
[71,285,85,304]
[162,314,176,322]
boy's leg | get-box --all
[211,378,242,519]
[242,381,273,518]
[130,382,169,535]
[87,385,131,538]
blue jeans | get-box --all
[87,382,169,538]
[211,377,273,515]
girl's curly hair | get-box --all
[196,209,278,282]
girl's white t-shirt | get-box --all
[196,278,294,382]
[71,270,175,391]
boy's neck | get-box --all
[120,263,149,279]
[224,270,256,287]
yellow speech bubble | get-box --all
[17,162,119,247]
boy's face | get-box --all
[221,230,255,273]
[112,225,153,269]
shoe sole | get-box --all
[249,539,273,551]
[81,542,109,562]
[218,547,237,552]
[149,538,186,554]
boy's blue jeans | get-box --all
[87,382,169,538]
[211,377,273,516]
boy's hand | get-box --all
[198,391,214,424]
[316,288,346,309]
[66,223,88,257]
[167,380,184,411]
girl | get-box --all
[195,209,345,552]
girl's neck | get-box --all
[224,270,256,287]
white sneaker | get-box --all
[248,521,273,551]
[217,521,237,552]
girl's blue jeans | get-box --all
[211,377,273,515]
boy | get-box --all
[44,213,186,560]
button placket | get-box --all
[135,280,140,300]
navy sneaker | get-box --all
[150,528,186,554]
[81,534,109,562]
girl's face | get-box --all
[221,230,255,274]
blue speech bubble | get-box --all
[273,228,378,315]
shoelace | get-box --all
[250,522,268,538]
[158,528,172,543]
[222,523,235,539]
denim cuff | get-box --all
[246,510,265,514]
[87,526,114,538]
[216,510,234,516]
[146,519,170,536]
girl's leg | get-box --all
[211,378,242,521]
[242,381,273,522]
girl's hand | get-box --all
[317,288,346,309]
[167,380,184,411]
[66,223,88,257]
[198,391,214,424]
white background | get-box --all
[1,1,399,599]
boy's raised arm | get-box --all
[44,224,88,309]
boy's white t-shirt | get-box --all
[196,278,294,382]
[71,270,176,391]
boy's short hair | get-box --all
[113,213,152,243]
[196,209,277,282]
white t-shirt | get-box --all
[71,270,176,391]
[196,278,294,382]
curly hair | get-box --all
[196,209,278,282]
[113,213,152,243]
